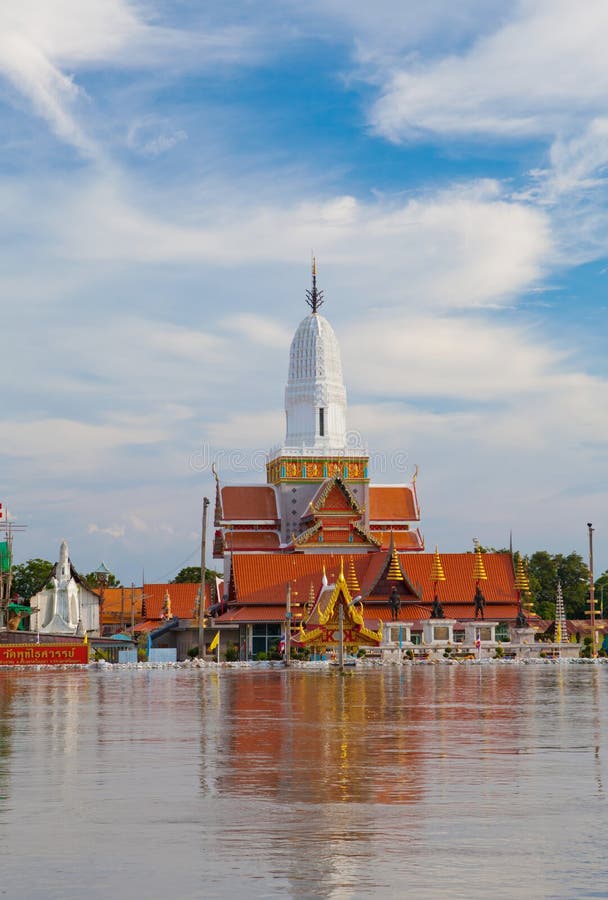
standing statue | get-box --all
[389,586,401,622]
[430,594,445,619]
[515,607,528,629]
[474,586,486,620]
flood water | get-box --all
[0,665,607,899]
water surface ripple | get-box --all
[0,666,606,899]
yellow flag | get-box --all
[83,633,88,645]
[208,631,220,652]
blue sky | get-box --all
[1,0,608,582]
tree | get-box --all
[83,571,121,589]
[11,559,54,600]
[527,551,589,620]
[595,570,608,616]
[172,566,218,584]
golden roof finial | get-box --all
[514,555,529,592]
[473,541,487,581]
[347,556,360,594]
[387,545,404,581]
[339,556,345,581]
[430,546,446,582]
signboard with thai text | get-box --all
[0,644,88,665]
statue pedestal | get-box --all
[464,621,499,645]
[422,619,457,645]
[383,622,413,646]
[511,627,536,646]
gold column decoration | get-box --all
[514,555,534,614]
[473,543,488,581]
[347,556,360,595]
[430,546,446,583]
[514,556,529,592]
[387,546,404,581]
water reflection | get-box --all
[0,666,607,899]
[0,675,15,806]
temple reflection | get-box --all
[0,674,15,808]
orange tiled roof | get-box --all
[101,587,144,622]
[371,529,424,550]
[230,550,520,618]
[133,619,159,633]
[374,606,431,622]
[369,485,419,522]
[400,553,517,606]
[143,582,211,620]
[216,605,286,623]
[221,486,278,521]
[437,604,523,620]
[232,553,363,606]
[225,531,281,551]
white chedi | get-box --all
[30,540,100,636]
[283,312,349,454]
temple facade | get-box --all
[212,264,522,657]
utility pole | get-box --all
[588,523,598,658]
[285,581,292,667]
[198,497,210,658]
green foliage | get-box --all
[187,646,199,659]
[224,642,239,662]
[526,550,589,620]
[11,558,54,599]
[494,645,505,659]
[83,571,121,589]
[268,642,282,661]
[172,566,219,584]
[255,651,268,661]
[137,648,147,662]
[595,570,608,614]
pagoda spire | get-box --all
[212,463,222,527]
[387,534,404,582]
[555,579,567,645]
[472,540,487,620]
[473,541,488,582]
[430,546,446,583]
[305,256,324,314]
[514,554,532,622]
[430,546,446,619]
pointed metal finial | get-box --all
[305,256,324,313]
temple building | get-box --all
[212,263,522,657]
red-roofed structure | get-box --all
[206,267,524,659]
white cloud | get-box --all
[371,0,608,142]
[88,522,126,539]
[127,117,188,157]
[0,0,255,155]
[34,174,550,312]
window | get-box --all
[495,622,509,641]
[252,624,282,656]
[319,407,325,436]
